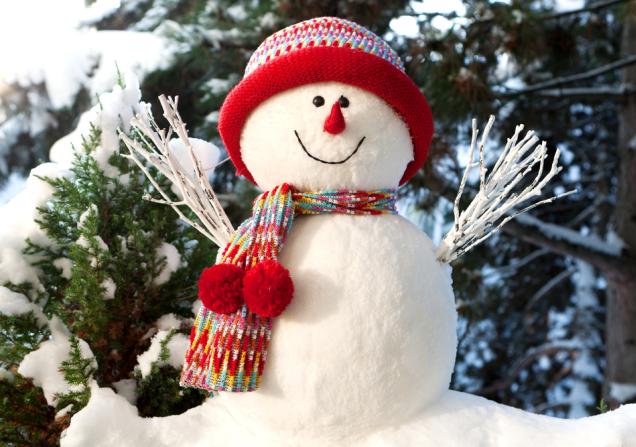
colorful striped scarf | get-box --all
[180,184,397,392]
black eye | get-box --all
[313,95,325,107]
[338,95,349,108]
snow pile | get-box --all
[136,330,189,378]
[18,317,95,406]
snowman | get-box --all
[122,16,636,447]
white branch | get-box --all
[436,115,575,263]
[117,95,234,248]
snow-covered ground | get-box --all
[60,387,636,447]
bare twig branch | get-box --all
[501,55,636,97]
[436,116,574,263]
[117,95,234,247]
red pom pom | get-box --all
[198,264,245,314]
[243,260,294,318]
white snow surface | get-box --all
[18,317,96,406]
[60,388,636,447]
[155,313,181,331]
[136,330,188,378]
[153,242,182,286]
[0,286,47,325]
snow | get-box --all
[112,378,137,405]
[53,258,74,279]
[516,214,622,257]
[0,163,68,290]
[0,172,26,205]
[153,242,182,286]
[167,138,222,180]
[60,388,636,447]
[156,313,181,331]
[611,383,636,403]
[0,286,47,326]
[18,316,96,406]
[101,277,117,300]
[0,2,174,110]
[0,366,14,382]
[136,330,188,378]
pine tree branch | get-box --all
[476,343,579,395]
[501,217,627,277]
[535,85,636,99]
[501,55,636,97]
[544,0,634,20]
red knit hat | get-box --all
[218,17,434,186]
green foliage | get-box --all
[0,374,60,447]
[597,398,608,414]
[55,335,96,415]
[135,330,206,417]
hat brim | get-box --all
[218,45,433,186]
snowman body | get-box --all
[209,79,457,441]
[218,213,457,441]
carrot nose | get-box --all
[323,101,346,135]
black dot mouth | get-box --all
[294,130,365,165]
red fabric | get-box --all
[243,260,294,318]
[218,46,434,186]
[198,264,245,314]
[323,101,346,134]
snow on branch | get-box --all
[436,116,575,264]
[118,95,234,248]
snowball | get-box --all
[155,313,181,331]
[136,330,188,378]
[53,258,73,279]
[18,317,96,406]
[101,277,116,300]
[0,286,47,326]
[153,242,182,286]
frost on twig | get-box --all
[118,95,234,248]
[436,115,575,264]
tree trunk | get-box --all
[606,4,636,405]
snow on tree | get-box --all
[0,73,212,444]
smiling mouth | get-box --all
[294,130,365,165]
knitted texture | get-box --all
[244,17,404,76]
[180,185,397,392]
[218,17,434,187]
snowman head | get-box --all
[219,17,433,192]
[239,82,413,191]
